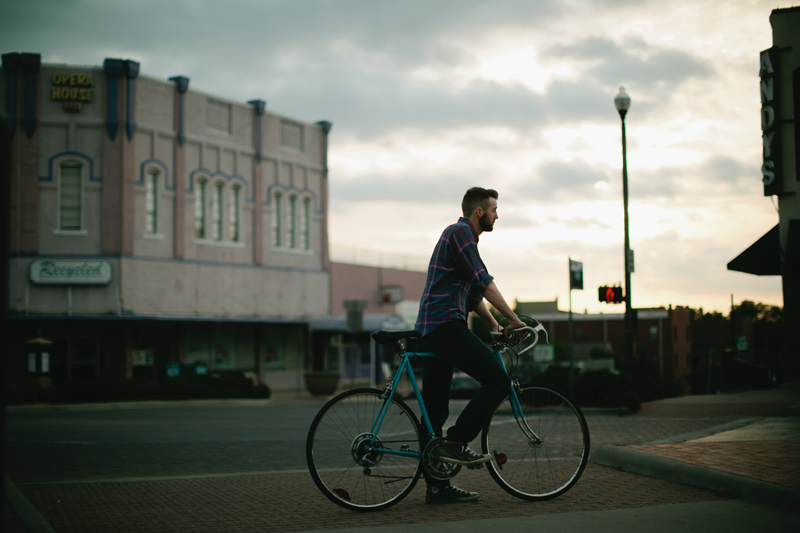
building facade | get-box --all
[310,262,427,388]
[727,7,799,381]
[3,53,333,393]
[513,300,692,383]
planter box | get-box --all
[305,372,340,396]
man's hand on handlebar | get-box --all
[501,318,528,339]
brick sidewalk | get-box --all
[17,464,724,533]
[628,441,800,491]
[635,403,797,417]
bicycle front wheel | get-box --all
[306,388,424,512]
[482,384,590,501]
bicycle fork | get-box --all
[489,381,543,469]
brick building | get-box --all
[3,53,332,393]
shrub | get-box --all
[523,365,682,412]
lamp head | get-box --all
[614,86,630,118]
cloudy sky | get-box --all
[1,0,787,314]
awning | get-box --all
[727,224,781,276]
[310,314,410,332]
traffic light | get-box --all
[598,285,624,304]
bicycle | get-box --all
[306,320,590,512]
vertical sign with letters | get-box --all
[760,47,782,196]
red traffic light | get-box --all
[598,286,624,304]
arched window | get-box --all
[145,168,160,235]
[59,162,82,231]
[195,179,207,239]
[302,197,311,250]
[287,195,297,248]
[211,182,224,241]
[229,184,241,242]
[272,192,282,247]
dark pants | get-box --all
[422,320,511,445]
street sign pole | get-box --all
[568,258,583,400]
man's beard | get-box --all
[479,212,494,232]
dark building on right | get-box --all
[728,7,800,382]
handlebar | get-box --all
[489,323,549,356]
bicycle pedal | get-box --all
[467,463,484,470]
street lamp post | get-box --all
[614,87,634,365]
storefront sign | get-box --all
[760,47,782,196]
[533,345,555,363]
[29,259,113,285]
[51,72,95,112]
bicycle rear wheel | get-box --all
[482,384,589,501]
[306,388,424,512]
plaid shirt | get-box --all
[415,217,494,336]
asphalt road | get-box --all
[6,400,738,485]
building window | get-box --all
[212,182,224,241]
[302,197,310,250]
[195,179,207,239]
[145,169,159,234]
[673,325,678,341]
[27,351,50,375]
[280,120,304,151]
[229,185,241,242]
[59,162,82,230]
[686,326,690,342]
[287,195,297,248]
[272,192,282,247]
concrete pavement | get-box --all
[5,383,800,532]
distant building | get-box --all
[512,299,692,383]
[311,262,427,387]
[514,299,563,315]
[2,53,332,393]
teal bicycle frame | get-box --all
[363,344,537,462]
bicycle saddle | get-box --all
[371,330,421,345]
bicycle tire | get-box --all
[481,384,590,501]
[306,388,424,512]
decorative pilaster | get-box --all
[101,58,125,254]
[249,99,266,265]
[124,60,139,141]
[4,52,41,254]
[170,76,189,259]
[1,53,20,132]
[248,99,265,162]
[120,59,138,256]
[103,59,124,141]
[316,121,332,279]
[169,76,189,146]
[20,53,40,139]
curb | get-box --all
[6,398,275,413]
[5,474,56,533]
[590,445,800,511]
[644,418,761,444]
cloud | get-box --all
[497,211,541,229]
[0,0,782,314]
[629,154,758,202]
[514,158,613,203]
[0,0,696,138]
[330,173,475,212]
[562,217,614,229]
[542,34,715,117]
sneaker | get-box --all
[426,484,479,504]
[437,441,492,466]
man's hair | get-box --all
[461,187,498,217]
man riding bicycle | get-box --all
[415,187,526,504]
